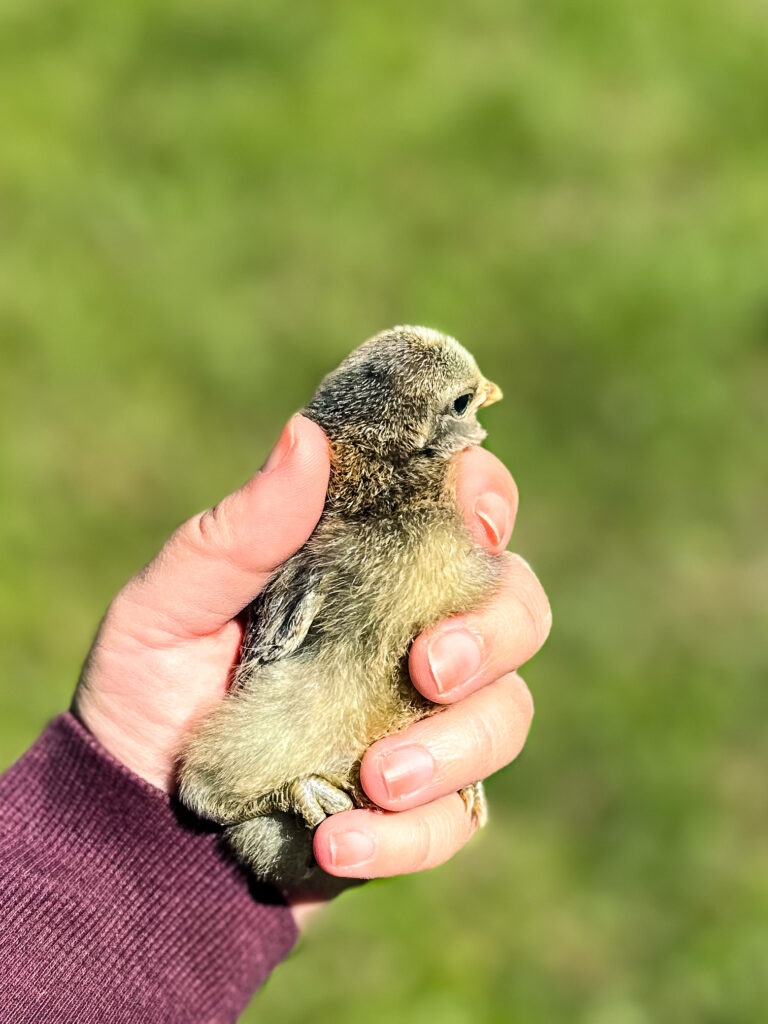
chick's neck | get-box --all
[324,437,452,518]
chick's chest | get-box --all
[317,510,477,633]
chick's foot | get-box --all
[290,776,355,827]
[258,775,355,828]
[459,780,488,829]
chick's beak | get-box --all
[480,380,503,407]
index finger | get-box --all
[453,445,519,553]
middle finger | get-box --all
[409,552,551,705]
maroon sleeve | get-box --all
[0,713,298,1024]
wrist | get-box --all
[0,712,298,1019]
[72,687,175,792]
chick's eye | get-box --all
[451,392,473,416]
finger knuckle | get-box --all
[102,592,127,628]
[196,505,220,542]
[477,677,533,762]
[410,800,466,873]
[185,504,242,570]
[509,673,535,725]
[194,503,232,551]
[410,813,439,872]
[102,589,142,636]
[505,554,552,652]
[466,704,503,768]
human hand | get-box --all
[73,413,550,917]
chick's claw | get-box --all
[286,776,354,828]
[459,780,489,829]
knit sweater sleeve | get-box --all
[0,713,298,1024]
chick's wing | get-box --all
[236,555,323,674]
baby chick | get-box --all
[179,326,504,889]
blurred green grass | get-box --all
[1,1,767,1021]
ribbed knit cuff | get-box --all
[0,713,298,1024]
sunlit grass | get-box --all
[1,1,766,1020]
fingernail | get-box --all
[261,415,297,474]
[327,830,376,869]
[427,629,484,695]
[379,745,435,800]
[474,492,511,550]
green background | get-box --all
[1,1,766,1021]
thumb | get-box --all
[120,414,330,638]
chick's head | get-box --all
[305,325,501,464]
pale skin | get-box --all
[74,414,551,925]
